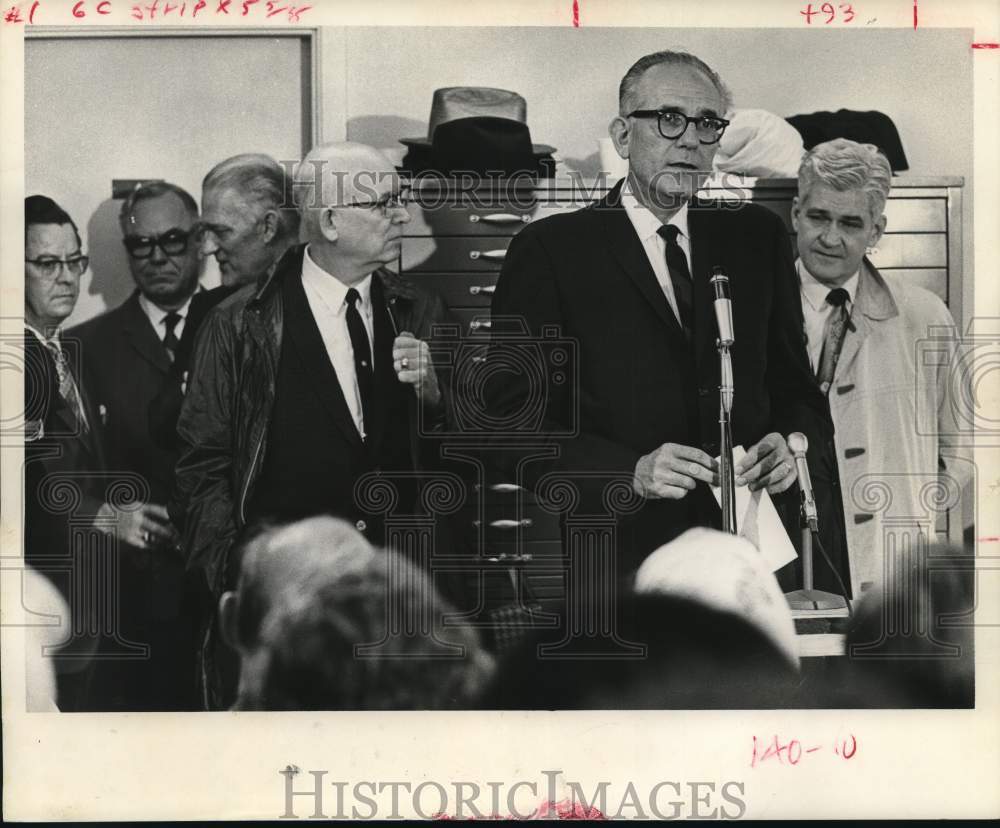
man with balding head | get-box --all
[174,144,452,705]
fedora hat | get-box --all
[400,86,555,156]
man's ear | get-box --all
[259,209,280,245]
[318,207,339,243]
[608,115,631,160]
[218,591,240,650]
[870,213,887,249]
[790,195,801,233]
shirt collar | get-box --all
[137,287,199,327]
[621,179,690,243]
[302,244,373,312]
[797,258,860,312]
[25,323,60,347]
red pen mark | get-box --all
[979,536,1000,542]
[753,734,858,767]
[972,43,1000,49]
[913,0,917,29]
[572,0,579,27]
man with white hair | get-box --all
[791,138,972,598]
[173,144,452,700]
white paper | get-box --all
[711,446,798,572]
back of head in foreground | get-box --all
[227,517,494,710]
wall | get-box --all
[25,34,310,327]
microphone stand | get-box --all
[718,342,738,534]
[783,435,849,613]
[711,267,738,534]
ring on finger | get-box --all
[142,530,151,545]
[400,356,410,370]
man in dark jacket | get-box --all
[173,143,455,707]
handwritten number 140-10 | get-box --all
[801,3,856,24]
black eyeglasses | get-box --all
[627,110,730,144]
[336,189,412,217]
[123,228,192,259]
[25,255,89,278]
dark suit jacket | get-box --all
[70,292,212,710]
[24,329,106,570]
[486,182,832,573]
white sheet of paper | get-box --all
[711,445,798,572]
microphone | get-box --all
[787,432,818,532]
[710,266,734,346]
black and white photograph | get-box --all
[2,0,998,820]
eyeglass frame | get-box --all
[330,187,412,217]
[626,109,731,144]
[24,255,90,278]
[122,227,194,260]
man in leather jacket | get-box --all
[173,143,456,706]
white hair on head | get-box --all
[797,138,892,222]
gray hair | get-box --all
[619,50,733,116]
[797,138,893,222]
[119,181,198,231]
[202,153,299,242]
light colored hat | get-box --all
[634,528,800,669]
[400,87,554,155]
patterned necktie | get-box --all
[656,224,693,341]
[816,287,851,394]
[163,311,181,363]
[345,288,374,437]
[44,340,89,432]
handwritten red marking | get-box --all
[979,536,1000,542]
[572,0,579,27]
[753,734,857,767]
[913,0,917,29]
[216,0,230,12]
[972,43,1000,49]
[3,5,22,22]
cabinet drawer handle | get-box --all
[469,319,492,331]
[470,213,531,225]
[471,355,487,364]
[476,482,522,493]
[469,285,496,296]
[473,518,534,529]
[469,249,507,261]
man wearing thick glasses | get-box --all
[70,181,204,710]
[488,51,831,583]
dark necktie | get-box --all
[816,287,851,394]
[43,340,89,433]
[657,224,694,340]
[345,288,374,437]
[163,311,181,363]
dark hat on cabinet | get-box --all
[399,87,556,176]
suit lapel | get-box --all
[365,275,407,456]
[596,186,687,347]
[121,292,171,375]
[282,267,365,449]
[833,259,897,385]
[688,204,724,380]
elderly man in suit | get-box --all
[174,142,452,707]
[791,138,973,599]
[71,181,204,709]
[487,50,831,581]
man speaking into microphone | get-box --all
[486,50,831,575]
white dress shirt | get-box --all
[300,245,375,438]
[621,179,692,326]
[138,288,199,345]
[797,258,859,373]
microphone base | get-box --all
[784,588,849,613]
